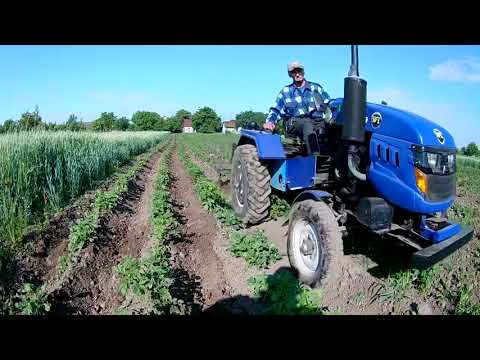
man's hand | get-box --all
[263,122,275,131]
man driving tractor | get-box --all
[263,61,331,155]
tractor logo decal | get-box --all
[371,112,382,128]
[433,128,445,144]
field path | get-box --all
[50,150,164,314]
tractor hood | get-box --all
[330,98,456,149]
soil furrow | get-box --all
[168,151,233,311]
[50,150,164,314]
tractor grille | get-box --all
[426,173,456,202]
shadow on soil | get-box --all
[168,174,193,245]
[169,267,204,314]
[342,225,416,279]
[203,266,328,315]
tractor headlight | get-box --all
[413,146,456,175]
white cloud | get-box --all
[429,57,480,83]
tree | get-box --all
[175,109,192,122]
[153,116,167,131]
[192,107,221,133]
[92,112,116,131]
[18,106,43,130]
[234,110,268,129]
[66,114,81,131]
[131,111,163,131]
[2,119,16,133]
[113,116,130,131]
[166,109,192,133]
[45,122,57,131]
[464,142,479,156]
[163,116,181,133]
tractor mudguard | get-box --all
[238,129,286,159]
[292,190,333,205]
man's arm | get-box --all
[265,90,286,124]
[316,84,331,103]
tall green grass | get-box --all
[0,130,167,250]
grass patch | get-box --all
[115,249,181,314]
[415,265,441,296]
[248,271,325,315]
[270,194,290,220]
[452,284,480,315]
[380,270,416,302]
[449,203,480,228]
[229,230,281,269]
[380,265,443,302]
[14,283,50,315]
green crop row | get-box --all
[115,142,186,315]
[177,143,242,229]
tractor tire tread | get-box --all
[231,144,271,224]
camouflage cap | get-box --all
[288,61,304,72]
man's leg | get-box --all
[301,119,321,155]
[286,118,302,139]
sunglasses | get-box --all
[289,68,304,75]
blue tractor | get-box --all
[230,45,474,289]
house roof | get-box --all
[182,118,192,127]
[223,120,236,128]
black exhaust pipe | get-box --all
[342,45,367,181]
[348,45,359,77]
[342,45,366,143]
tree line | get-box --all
[0,105,271,134]
[458,142,480,157]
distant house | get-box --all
[182,118,194,133]
[222,120,237,134]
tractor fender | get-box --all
[238,130,286,160]
[292,190,333,205]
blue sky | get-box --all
[0,45,478,147]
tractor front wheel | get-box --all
[231,144,271,224]
[287,199,344,289]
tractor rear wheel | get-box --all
[287,199,344,289]
[231,144,271,224]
